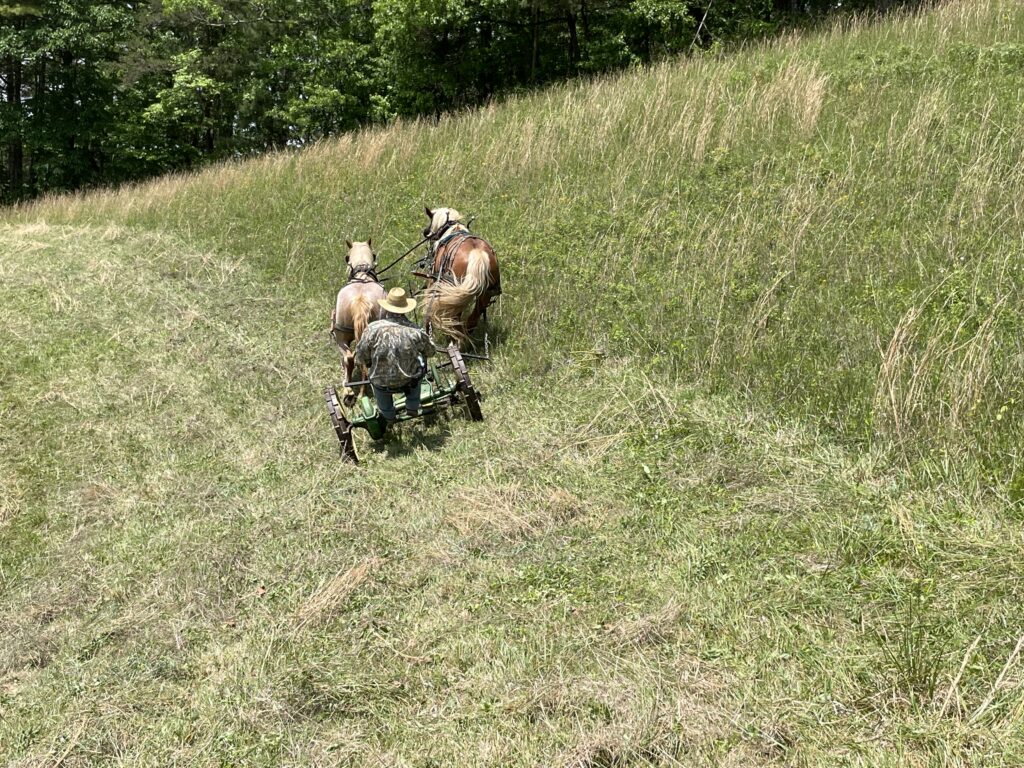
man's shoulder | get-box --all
[356,319,389,348]
[365,318,400,333]
[363,317,427,338]
[375,317,424,332]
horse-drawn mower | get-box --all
[324,343,483,463]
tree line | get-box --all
[1,0,921,202]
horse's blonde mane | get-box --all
[427,208,464,238]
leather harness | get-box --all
[347,262,380,283]
[421,225,483,284]
[418,224,503,304]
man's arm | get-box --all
[418,329,436,358]
[353,327,375,368]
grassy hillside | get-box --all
[11,0,1024,479]
[2,1,1024,765]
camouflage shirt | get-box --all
[353,315,435,388]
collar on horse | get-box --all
[429,222,477,257]
[434,227,466,250]
[428,213,461,244]
[347,262,380,283]
[421,223,465,269]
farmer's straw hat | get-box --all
[379,287,417,314]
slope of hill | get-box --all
[2,1,1023,765]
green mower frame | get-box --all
[324,343,483,463]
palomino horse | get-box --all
[420,207,501,341]
[331,240,385,398]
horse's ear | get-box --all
[346,239,353,249]
[367,238,372,247]
[425,206,433,218]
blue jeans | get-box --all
[372,380,422,421]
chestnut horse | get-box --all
[331,240,385,397]
[420,207,501,341]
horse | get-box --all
[331,240,386,400]
[419,207,501,342]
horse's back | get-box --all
[334,281,385,335]
[337,280,385,306]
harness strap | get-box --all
[347,263,381,283]
[433,232,480,282]
[433,227,462,250]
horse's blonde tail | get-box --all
[424,249,491,340]
[350,294,373,341]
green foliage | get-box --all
[0,0,926,200]
[0,1,42,16]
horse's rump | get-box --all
[350,293,373,340]
[424,241,498,339]
[334,282,385,344]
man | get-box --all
[353,287,435,424]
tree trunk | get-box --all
[567,10,579,73]
[204,99,214,153]
[6,54,24,198]
[27,55,44,192]
[531,0,540,81]
[773,0,801,14]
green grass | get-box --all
[3,1,1024,764]
[11,0,1024,477]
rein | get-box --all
[376,236,430,278]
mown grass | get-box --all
[3,1,1024,765]
[3,222,1023,765]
